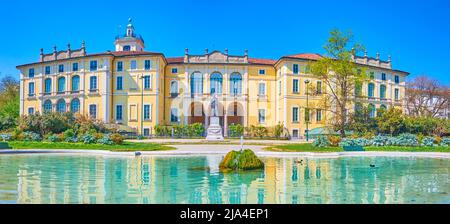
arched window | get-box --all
[190,72,203,94]
[44,78,52,94]
[380,84,386,99]
[368,83,375,98]
[71,98,80,113]
[368,103,376,118]
[56,99,66,113]
[57,77,66,93]
[230,73,242,96]
[170,80,178,94]
[43,100,52,113]
[210,72,223,94]
[71,75,80,92]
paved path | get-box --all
[128,138,310,145]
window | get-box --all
[143,128,150,137]
[395,75,400,84]
[116,76,123,90]
[71,76,80,92]
[28,82,35,96]
[210,72,223,94]
[89,105,97,119]
[368,104,376,118]
[259,69,265,75]
[292,130,299,139]
[381,73,386,81]
[28,68,35,78]
[130,60,137,70]
[72,63,78,72]
[117,61,123,72]
[380,85,386,99]
[58,64,64,73]
[90,61,97,71]
[144,60,151,70]
[316,81,322,94]
[45,66,51,75]
[305,108,310,122]
[258,83,266,96]
[368,83,375,98]
[123,45,131,51]
[116,105,123,121]
[171,68,178,74]
[143,76,151,90]
[28,107,35,115]
[144,105,151,120]
[395,88,400,101]
[170,80,178,94]
[57,77,66,93]
[43,100,52,113]
[56,99,66,113]
[230,73,242,96]
[316,109,322,122]
[293,64,299,74]
[190,72,203,94]
[292,107,299,123]
[258,109,266,123]
[171,108,179,122]
[44,78,52,94]
[70,98,80,113]
[293,79,299,93]
[90,76,97,91]
[369,71,375,79]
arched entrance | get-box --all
[188,102,205,124]
[227,102,244,126]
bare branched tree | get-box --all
[405,76,450,118]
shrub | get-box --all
[421,137,435,147]
[247,125,268,138]
[273,123,285,139]
[23,131,42,142]
[435,136,442,145]
[327,136,341,147]
[189,123,205,137]
[97,134,114,145]
[0,133,12,142]
[154,125,170,137]
[372,135,389,146]
[340,138,371,147]
[46,134,61,142]
[110,133,124,145]
[440,137,450,146]
[313,136,330,147]
[229,123,244,137]
[63,129,76,142]
[137,135,144,140]
[391,133,419,146]
[219,149,264,171]
[79,133,96,144]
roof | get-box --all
[166,57,184,63]
[281,53,323,61]
[248,58,277,65]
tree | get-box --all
[310,29,366,137]
[405,76,450,118]
[348,105,377,135]
[376,107,405,135]
[0,76,20,131]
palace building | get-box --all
[17,19,409,138]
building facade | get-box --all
[17,19,409,138]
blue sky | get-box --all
[0,0,449,83]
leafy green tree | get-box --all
[348,106,377,135]
[376,107,405,135]
[0,76,20,131]
[310,29,366,137]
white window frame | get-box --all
[28,107,35,115]
[258,82,266,96]
[89,104,97,119]
[115,104,124,121]
[293,79,299,93]
[259,69,266,75]
[292,107,299,123]
[143,75,152,90]
[130,60,137,70]
[116,76,123,90]
[143,104,152,121]
[258,109,266,124]
[171,67,178,74]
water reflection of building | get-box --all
[8,155,450,204]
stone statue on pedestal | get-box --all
[206,94,224,141]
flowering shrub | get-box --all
[97,134,114,145]
[23,131,42,142]
[79,133,96,144]
[440,137,450,146]
[312,136,330,147]
[110,133,124,145]
[328,136,341,147]
[421,137,435,147]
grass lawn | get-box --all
[5,141,174,152]
[267,143,450,153]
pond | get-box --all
[0,154,449,204]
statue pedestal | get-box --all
[206,117,224,141]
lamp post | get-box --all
[304,80,310,142]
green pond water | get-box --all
[0,154,449,204]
